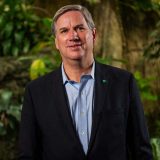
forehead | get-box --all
[55,11,87,27]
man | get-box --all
[19,4,152,160]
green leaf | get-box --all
[2,40,12,56]
[0,100,8,110]
[142,92,158,101]
[134,71,158,101]
[151,138,160,160]
[95,56,111,65]
[14,31,24,45]
[0,90,12,105]
[0,89,12,111]
[3,22,13,38]
[8,119,15,130]
[7,105,21,121]
[42,18,52,28]
[12,46,19,57]
[23,39,30,54]
[18,55,36,61]
[0,15,5,28]
[30,59,46,80]
[0,122,7,136]
[86,0,100,4]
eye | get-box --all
[60,29,68,34]
[77,26,85,31]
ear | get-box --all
[55,37,59,50]
[92,28,96,42]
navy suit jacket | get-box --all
[19,62,152,160]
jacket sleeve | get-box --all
[127,74,153,160]
[18,85,42,160]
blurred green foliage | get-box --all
[28,34,61,80]
[85,0,100,4]
[0,89,21,159]
[95,55,127,65]
[134,71,158,101]
[29,52,61,80]
[144,20,160,59]
[0,0,50,57]
[120,0,160,11]
[120,0,160,59]
[30,58,47,79]
[0,89,21,137]
[151,138,160,160]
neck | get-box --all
[63,59,94,82]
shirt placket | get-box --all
[77,78,88,154]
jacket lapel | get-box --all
[88,62,110,153]
[49,67,85,155]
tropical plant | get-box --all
[151,138,160,160]
[144,20,160,59]
[0,89,21,137]
[95,55,127,65]
[0,0,49,57]
[29,51,61,80]
[134,71,158,101]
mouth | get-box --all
[67,43,82,48]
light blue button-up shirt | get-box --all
[61,62,95,154]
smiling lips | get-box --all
[67,43,82,48]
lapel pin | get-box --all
[102,79,107,84]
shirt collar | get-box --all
[61,61,95,84]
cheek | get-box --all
[86,33,94,45]
[55,38,59,49]
[56,37,66,49]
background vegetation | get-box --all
[0,0,160,159]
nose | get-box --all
[68,30,79,41]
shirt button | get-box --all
[80,111,85,116]
[81,91,85,95]
[81,131,85,135]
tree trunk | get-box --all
[93,0,124,68]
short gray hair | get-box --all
[51,4,95,35]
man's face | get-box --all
[54,11,96,63]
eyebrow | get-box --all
[58,24,85,32]
[59,27,68,32]
[74,24,84,29]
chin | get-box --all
[70,56,83,61]
[69,52,84,59]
